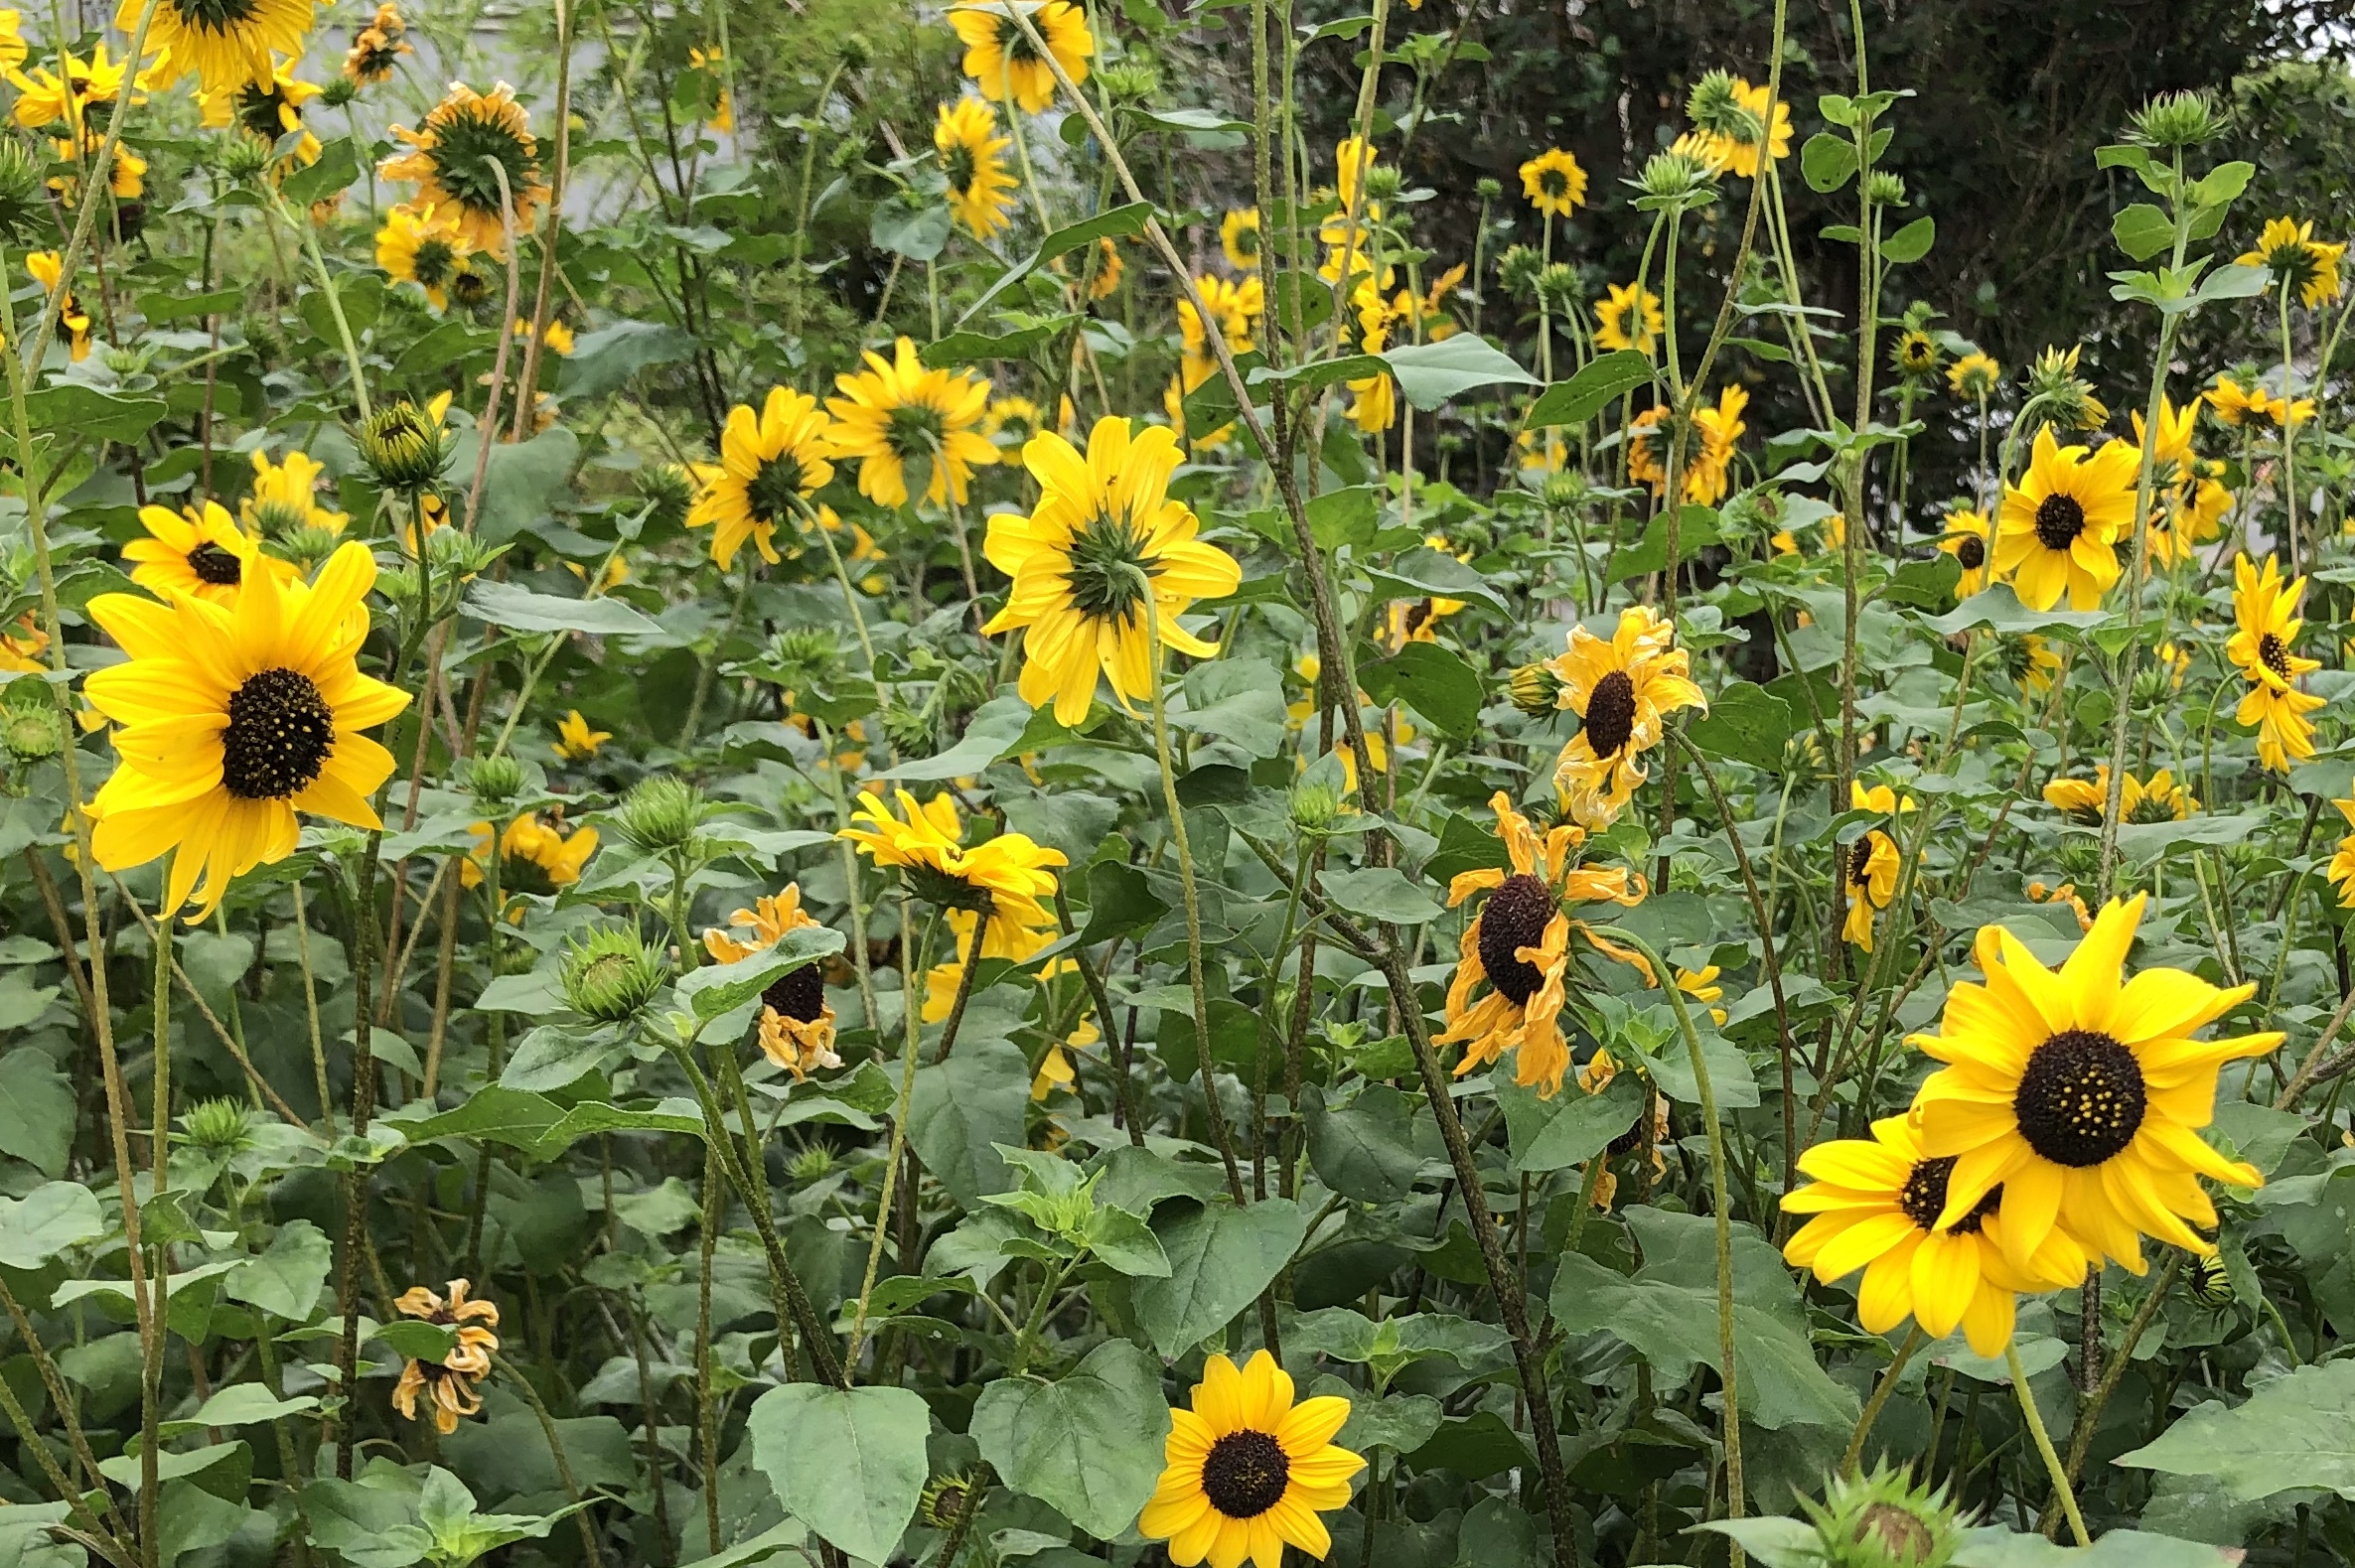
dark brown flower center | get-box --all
[2033,494,2086,552]
[1582,669,1638,758]
[1846,836,1876,888]
[221,667,334,800]
[1478,872,1554,1006]
[1854,1502,1939,1564]
[187,541,243,585]
[1897,1154,2001,1235]
[2014,1029,2145,1167]
[173,0,261,27]
[1956,535,1985,571]
[2258,632,2291,680]
[763,964,826,1025]
[1201,1429,1289,1519]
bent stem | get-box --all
[2008,1341,2090,1547]
[1841,1325,1925,1477]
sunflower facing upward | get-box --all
[839,789,1066,954]
[1541,606,1706,828]
[122,500,291,607]
[1910,895,2280,1275]
[826,338,997,509]
[2227,552,2325,772]
[703,884,841,1081]
[935,96,1016,239]
[1592,281,1665,357]
[83,542,409,922]
[686,386,835,570]
[980,416,1243,725]
[380,82,551,255]
[1993,426,2138,612]
[950,0,1093,115]
[1139,1351,1363,1568]
[121,0,312,94]
[1436,791,1648,1096]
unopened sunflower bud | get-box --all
[220,134,274,184]
[562,927,666,1023]
[617,775,704,854]
[2,698,66,761]
[1685,69,1743,137]
[1475,176,1503,201]
[1289,775,1345,834]
[1536,262,1581,310]
[0,141,42,244]
[361,398,452,491]
[185,1096,256,1157]
[1541,472,1587,511]
[101,345,147,378]
[467,752,525,805]
[1802,1463,1964,1568]
[2132,89,2221,150]
[1509,662,1564,717]
[788,1143,833,1184]
[1497,243,1543,298]
[1865,170,1907,208]
[1098,60,1160,106]
[320,74,361,109]
[1363,164,1404,204]
[1639,148,1714,204]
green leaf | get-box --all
[956,203,1155,328]
[195,1383,320,1426]
[0,1181,101,1268]
[558,320,697,400]
[1322,867,1444,926]
[1801,134,1857,193]
[2116,1357,2355,1499]
[869,193,952,261]
[280,136,363,207]
[2192,263,2269,305]
[1359,642,1485,739]
[746,1382,931,1563]
[1380,336,1541,410]
[299,1480,431,1568]
[1918,584,2111,640]
[2112,203,2174,261]
[1878,215,1936,264]
[1132,1198,1307,1357]
[1686,681,1794,770]
[1495,1069,1645,1175]
[0,1049,74,1178]
[909,1038,1029,1208]
[24,385,167,445]
[1366,545,1513,616]
[461,580,662,637]
[1303,1083,1423,1203]
[1524,350,1655,428]
[921,318,1077,366]
[372,1320,460,1362]
[970,1341,1173,1537]
[466,425,581,545]
[676,925,846,1028]
[225,1219,333,1322]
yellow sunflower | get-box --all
[1840,827,1899,951]
[839,789,1065,951]
[2328,799,2355,909]
[1626,385,1747,505]
[2226,552,2325,772]
[686,45,733,134]
[388,1278,498,1435]
[552,709,608,762]
[121,0,312,94]
[936,95,1016,239]
[1948,351,2001,399]
[1592,281,1665,357]
[1221,208,1261,271]
[121,500,290,607]
[2237,215,2346,309]
[703,884,842,1080]
[1718,78,1792,178]
[1911,895,2281,1273]
[344,3,408,86]
[0,614,47,673]
[1435,791,1648,1096]
[9,43,144,134]
[1677,964,1727,1028]
[949,0,1093,115]
[375,202,474,311]
[1540,606,1706,829]
[200,58,321,172]
[1938,508,1991,596]
[1891,329,1942,379]
[459,812,598,902]
[244,448,349,539]
[82,543,407,922]
[2040,766,2196,826]
[1519,147,1587,216]
[922,904,1066,1022]
[2027,880,2094,932]
[26,250,92,361]
[380,81,550,255]
[1782,1114,2087,1356]
[2205,371,2312,429]
[981,416,1241,725]
[825,337,996,509]
[1138,1351,1364,1568]
[686,386,835,570]
[1992,426,2138,611]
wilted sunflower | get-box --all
[950,0,1093,115]
[1783,1113,2088,1355]
[1518,146,1587,217]
[122,0,312,94]
[840,789,1065,951]
[374,202,473,311]
[1139,1351,1364,1568]
[25,249,91,360]
[1592,281,1664,357]
[825,337,996,509]
[1948,351,2000,399]
[344,3,409,86]
[703,884,842,1080]
[1541,605,1706,828]
[83,542,408,922]
[2237,215,2346,309]
[686,386,835,570]
[1435,791,1648,1096]
[1221,207,1260,271]
[980,416,1242,725]
[1993,426,2138,611]
[1911,895,2281,1274]
[121,500,289,607]
[933,95,1015,239]
[1938,508,1991,596]
[2227,552,2325,771]
[380,81,549,254]
[389,1278,499,1435]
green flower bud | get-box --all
[1865,170,1907,208]
[1497,243,1543,299]
[635,462,696,532]
[360,398,453,492]
[1098,60,1161,106]
[1540,472,1587,511]
[787,1143,833,1184]
[0,141,44,245]
[2,699,67,761]
[1363,164,1404,204]
[617,775,705,854]
[1802,1463,1964,1568]
[1289,775,1346,835]
[1639,148,1714,204]
[1474,176,1503,201]
[2131,89,2221,150]
[468,752,525,805]
[561,926,666,1023]
[184,1097,256,1158]
[1535,261,1581,310]
[319,74,361,109]
[1508,662,1565,718]
[220,133,275,184]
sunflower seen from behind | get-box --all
[686,385,834,570]
[981,416,1242,725]
[244,448,350,544]
[2226,552,2325,771]
[1910,895,2281,1274]
[1138,1350,1363,1568]
[1840,823,1899,951]
[826,337,996,509]
[122,500,291,607]
[1993,426,2137,611]
[379,81,549,255]
[935,95,1015,239]
[344,3,408,87]
[122,0,312,94]
[1541,605,1705,829]
[83,541,408,922]
[950,0,1093,115]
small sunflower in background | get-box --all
[950,0,1094,115]
[244,449,350,541]
[1138,1351,1364,1568]
[1592,281,1664,357]
[121,500,288,607]
[1937,508,1991,596]
[552,710,609,763]
[2327,798,2355,908]
[1626,385,1747,505]
[344,3,410,87]
[825,337,997,509]
[380,81,550,254]
[461,811,599,903]
[389,1278,499,1435]
[2227,552,2325,771]
[687,385,835,569]
[202,59,322,173]
[2237,215,2346,309]
[1517,146,1587,217]
[25,249,91,359]
[122,0,312,94]
[1676,965,1727,1028]
[935,96,1016,239]
[1947,351,2000,399]
[1891,327,1942,380]
[1993,426,2138,611]
[703,884,841,1080]
[1221,208,1261,271]
[375,202,474,311]
[686,45,734,134]
[1840,824,1900,951]
[1542,605,1705,829]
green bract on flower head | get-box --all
[560,926,665,1022]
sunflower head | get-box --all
[1892,329,1942,378]
[2130,88,2221,150]
[1802,1464,1967,1568]
[380,81,547,253]
[1947,351,1999,399]
[561,927,666,1023]
[361,396,454,490]
[128,0,315,95]
[1138,1351,1364,1568]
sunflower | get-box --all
[1938,508,1991,597]
[460,812,598,901]
[9,43,145,133]
[2027,880,2094,932]
[1031,1013,1099,1100]
[1910,895,2280,1273]
[935,95,1016,239]
[1138,1350,1364,1568]
[244,448,349,539]
[82,542,406,922]
[1782,1113,2087,1356]
[389,1278,498,1436]
[1592,281,1665,357]
[980,417,1242,724]
[121,500,289,608]
[2024,345,2108,432]
[2007,635,2064,696]
[552,709,608,762]
[1677,965,1727,1028]
[923,904,1065,1022]
[1840,826,1899,951]
[1541,606,1706,828]
[1436,791,1649,1096]
[375,202,474,310]
[1517,146,1587,217]
[1948,351,2000,398]
[26,250,92,361]
[513,315,573,356]
[840,789,1065,951]
[1626,385,1747,505]
[2226,552,2325,772]
[983,395,1045,448]
[825,337,996,509]
[1221,208,1261,271]
[686,45,733,134]
[1892,329,1942,378]
[703,884,842,1080]
[1086,235,1123,299]
[2040,765,2195,826]
[344,3,408,86]
[1694,78,1792,180]
[2237,215,2346,309]
[380,81,549,255]
[950,0,1093,115]
[1992,426,2138,612]
[2328,799,2355,909]
[122,0,312,94]
[685,385,835,570]
[201,58,322,172]
[2204,371,2312,429]
[0,615,47,673]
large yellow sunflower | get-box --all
[375,202,474,311]
[979,416,1242,725]
[1592,281,1664,357]
[1992,426,2138,611]
[1518,147,1587,217]
[1783,1113,2087,1356]
[1540,606,1706,829]
[949,0,1093,115]
[1910,895,2281,1274]
[1435,791,1648,1096]
[244,448,349,539]
[379,81,550,255]
[703,884,841,1081]
[825,337,996,509]
[1138,1351,1363,1568]
[1938,508,1991,596]
[82,542,408,922]
[9,43,144,134]
[2237,215,2346,309]
[121,499,291,607]
[686,386,835,570]
[2227,552,2325,772]
[122,0,313,94]
[935,95,1016,239]
[839,789,1065,952]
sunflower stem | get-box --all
[272,187,373,424]
[847,897,939,1370]
[1841,1326,1925,1478]
[2007,1341,2090,1546]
